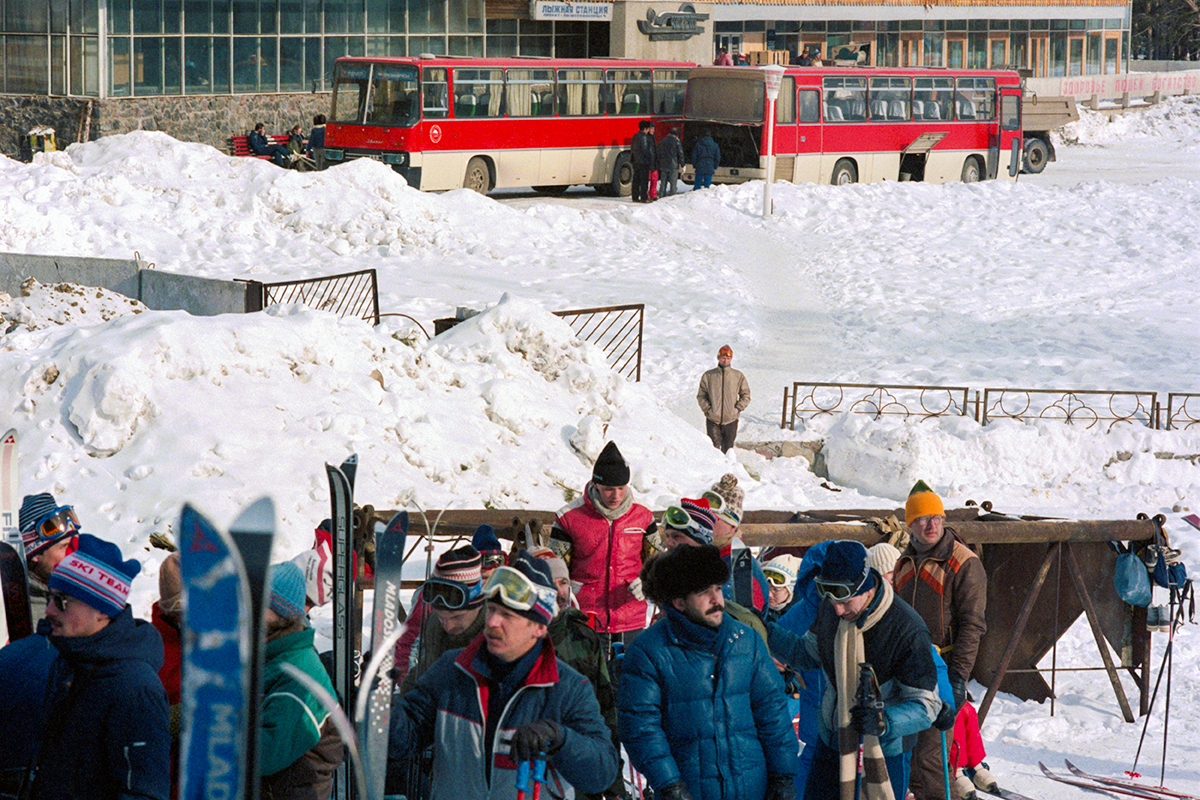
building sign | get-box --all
[637,3,709,41]
[531,1,613,21]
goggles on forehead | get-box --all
[702,491,740,525]
[421,578,480,610]
[483,566,555,612]
[33,506,81,541]
[663,505,699,533]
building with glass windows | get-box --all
[1,0,1130,157]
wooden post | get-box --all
[1064,542,1135,722]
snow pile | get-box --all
[1058,94,1200,146]
[0,277,145,332]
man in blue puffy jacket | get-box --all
[618,544,798,800]
[766,540,941,800]
[690,129,720,190]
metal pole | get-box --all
[763,94,776,219]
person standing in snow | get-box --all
[260,561,345,800]
[657,127,685,197]
[703,474,769,612]
[22,534,169,800]
[631,120,658,204]
[387,552,618,800]
[550,441,658,654]
[697,346,750,453]
[618,544,798,800]
[149,552,184,800]
[690,129,721,190]
[399,545,487,694]
[894,481,987,800]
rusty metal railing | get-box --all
[781,382,972,429]
[1165,393,1200,430]
[981,388,1157,430]
[249,268,380,326]
[552,303,644,382]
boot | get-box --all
[954,768,978,800]
[968,763,999,795]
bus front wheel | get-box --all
[1023,138,1049,174]
[960,156,983,183]
[831,159,857,186]
[464,157,492,194]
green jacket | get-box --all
[260,627,339,778]
[400,606,486,695]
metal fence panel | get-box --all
[782,382,972,429]
[254,268,380,326]
[553,303,644,382]
[1166,393,1200,430]
[981,388,1157,430]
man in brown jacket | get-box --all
[696,345,751,453]
[893,480,987,800]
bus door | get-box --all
[792,87,823,183]
[766,76,797,181]
[997,86,1022,179]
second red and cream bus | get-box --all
[680,66,1024,187]
[322,56,695,195]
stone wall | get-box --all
[1,92,332,159]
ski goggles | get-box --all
[814,573,869,603]
[480,551,507,570]
[421,577,483,610]
[763,569,791,587]
[663,505,701,534]
[31,506,81,541]
[702,491,740,525]
[483,566,556,613]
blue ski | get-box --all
[327,456,357,800]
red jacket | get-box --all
[151,602,181,705]
[553,486,653,634]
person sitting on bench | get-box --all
[249,122,290,168]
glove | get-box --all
[510,719,565,762]
[949,672,968,711]
[851,702,889,738]
[629,576,645,601]
[765,774,797,800]
[657,782,695,800]
[933,699,957,731]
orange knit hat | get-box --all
[905,480,944,525]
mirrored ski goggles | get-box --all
[702,491,740,525]
[483,566,555,612]
[480,552,507,570]
[31,506,81,541]
[663,505,700,534]
[814,575,866,603]
[421,577,482,610]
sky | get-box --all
[2,94,1199,797]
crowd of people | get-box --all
[628,120,722,202]
[0,450,1001,800]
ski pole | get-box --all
[531,754,547,800]
[941,730,953,800]
[1161,587,1178,788]
[516,759,531,800]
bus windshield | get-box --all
[332,62,420,127]
[685,75,764,123]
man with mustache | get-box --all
[618,544,798,800]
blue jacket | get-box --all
[767,575,940,757]
[691,136,721,174]
[618,607,798,800]
[774,542,834,745]
[0,619,56,770]
[389,633,617,800]
[29,606,170,800]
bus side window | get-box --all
[775,77,795,123]
[423,68,449,119]
[798,90,819,123]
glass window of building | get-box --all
[947,39,963,68]
[876,32,898,67]
[913,76,953,120]
[1010,33,1028,69]
[1087,32,1102,74]
[968,32,986,68]
[1069,37,1083,75]
[870,76,909,120]
[923,32,944,66]
[506,68,554,116]
[556,67,603,116]
[990,38,1006,66]
[1049,32,1066,76]
[1104,36,1119,73]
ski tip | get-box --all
[386,510,409,535]
[230,496,275,534]
[344,453,358,466]
[1,428,15,444]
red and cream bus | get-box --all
[322,56,694,195]
[680,66,1024,187]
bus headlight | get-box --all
[325,149,345,161]
[383,152,408,165]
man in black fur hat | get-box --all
[617,545,797,800]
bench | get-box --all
[228,133,291,159]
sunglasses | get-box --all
[34,506,81,541]
[483,566,553,612]
[48,591,75,612]
[814,577,859,602]
[421,578,479,610]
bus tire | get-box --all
[1023,138,1049,174]
[960,156,983,183]
[597,152,633,197]
[533,185,570,195]
[831,159,857,185]
[464,157,492,194]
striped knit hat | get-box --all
[499,551,558,626]
[48,533,140,618]
[679,498,716,546]
[432,545,484,608]
[269,562,308,622]
[19,492,79,558]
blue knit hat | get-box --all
[270,562,308,621]
[472,524,503,556]
[818,540,873,598]
[491,551,557,625]
[20,493,79,558]
[48,533,140,618]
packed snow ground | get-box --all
[2,94,1200,797]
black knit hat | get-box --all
[641,544,730,605]
[592,441,630,487]
[819,540,873,597]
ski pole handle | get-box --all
[515,759,532,792]
[531,754,547,800]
